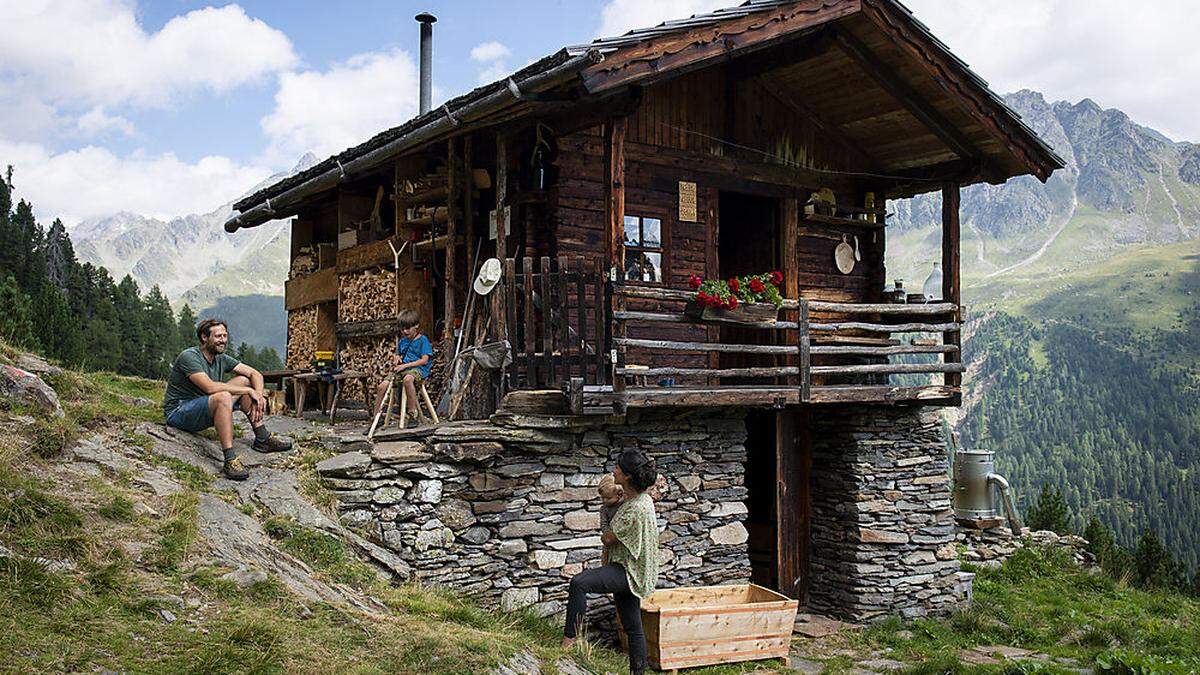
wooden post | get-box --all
[463,135,474,272]
[495,132,510,339]
[780,198,799,387]
[776,407,810,600]
[445,137,459,346]
[604,117,627,393]
[942,183,961,388]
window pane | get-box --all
[642,252,662,283]
[623,215,640,246]
[642,218,661,247]
[623,250,642,281]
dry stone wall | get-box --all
[808,406,966,622]
[316,410,751,618]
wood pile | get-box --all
[286,306,317,368]
[340,336,393,403]
[338,268,396,323]
[290,246,317,278]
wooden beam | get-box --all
[807,301,956,314]
[833,29,979,161]
[942,182,962,388]
[614,310,799,330]
[605,116,628,394]
[336,317,400,339]
[809,362,965,375]
[752,73,879,171]
[776,409,804,599]
[445,137,459,346]
[619,386,800,407]
[617,366,800,378]
[809,321,959,333]
[807,384,960,404]
[495,132,510,337]
[284,267,337,310]
[616,337,797,355]
[810,343,958,356]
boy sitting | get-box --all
[597,474,624,565]
[372,309,433,426]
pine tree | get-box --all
[112,275,148,376]
[1134,530,1182,590]
[176,304,198,352]
[142,286,177,379]
[0,274,38,349]
[1026,485,1071,534]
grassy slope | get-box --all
[0,350,777,675]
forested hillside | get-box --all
[0,167,282,380]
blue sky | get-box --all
[3,0,1197,226]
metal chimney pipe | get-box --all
[416,12,436,115]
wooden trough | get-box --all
[632,583,798,671]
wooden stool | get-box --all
[292,370,371,424]
[382,378,439,429]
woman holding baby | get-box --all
[561,449,659,675]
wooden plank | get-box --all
[809,321,959,333]
[807,384,960,404]
[335,317,400,339]
[810,362,965,375]
[617,284,801,309]
[942,182,962,388]
[617,366,800,378]
[504,257,518,390]
[614,310,799,329]
[574,256,587,384]
[336,235,401,274]
[810,343,958,355]
[616,337,798,355]
[796,406,812,603]
[798,299,811,403]
[593,256,607,386]
[834,28,979,160]
[557,255,572,383]
[605,117,627,395]
[463,136,475,277]
[806,301,957,314]
[620,386,799,407]
[523,257,536,386]
[540,256,554,386]
[496,133,510,342]
[776,409,801,599]
[284,267,338,310]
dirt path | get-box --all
[1157,160,1189,239]
[984,194,1077,279]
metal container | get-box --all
[953,449,998,520]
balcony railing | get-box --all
[501,259,962,410]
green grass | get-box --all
[146,491,199,573]
[262,515,376,587]
[834,546,1200,672]
[147,454,214,491]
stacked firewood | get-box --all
[338,268,396,322]
[340,336,393,403]
[289,246,317,278]
[286,307,317,369]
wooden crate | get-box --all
[636,584,798,671]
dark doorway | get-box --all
[718,192,780,380]
[744,409,778,589]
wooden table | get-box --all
[291,370,372,424]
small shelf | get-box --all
[801,213,885,228]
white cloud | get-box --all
[900,0,1200,142]
[595,0,729,38]
[76,107,135,138]
[470,41,512,63]
[0,140,270,226]
[260,48,421,166]
[0,1,298,112]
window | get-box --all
[622,215,663,283]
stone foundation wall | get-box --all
[808,407,965,621]
[958,526,1096,569]
[316,410,750,618]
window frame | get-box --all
[621,211,668,286]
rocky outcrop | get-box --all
[0,364,64,418]
[317,410,751,618]
[958,526,1096,569]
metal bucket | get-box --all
[953,449,998,520]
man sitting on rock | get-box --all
[163,319,292,480]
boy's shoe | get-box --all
[405,415,424,429]
[223,456,249,481]
[252,434,293,453]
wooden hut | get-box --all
[226,0,1063,620]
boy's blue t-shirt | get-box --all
[396,334,434,378]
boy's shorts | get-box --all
[399,370,425,384]
[165,395,241,433]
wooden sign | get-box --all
[678,181,697,222]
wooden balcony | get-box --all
[501,258,962,412]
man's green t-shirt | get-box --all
[163,347,241,416]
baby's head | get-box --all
[597,474,624,507]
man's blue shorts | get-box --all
[165,395,241,433]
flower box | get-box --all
[684,300,778,325]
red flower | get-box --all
[728,278,740,293]
[769,270,783,286]
[727,296,738,309]
[697,291,708,303]
[749,278,766,294]
[688,275,702,289]
[708,295,722,308]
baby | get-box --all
[597,474,624,565]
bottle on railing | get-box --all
[891,279,906,303]
[922,263,943,302]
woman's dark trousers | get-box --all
[564,563,646,673]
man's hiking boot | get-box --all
[252,434,293,453]
[222,456,249,481]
